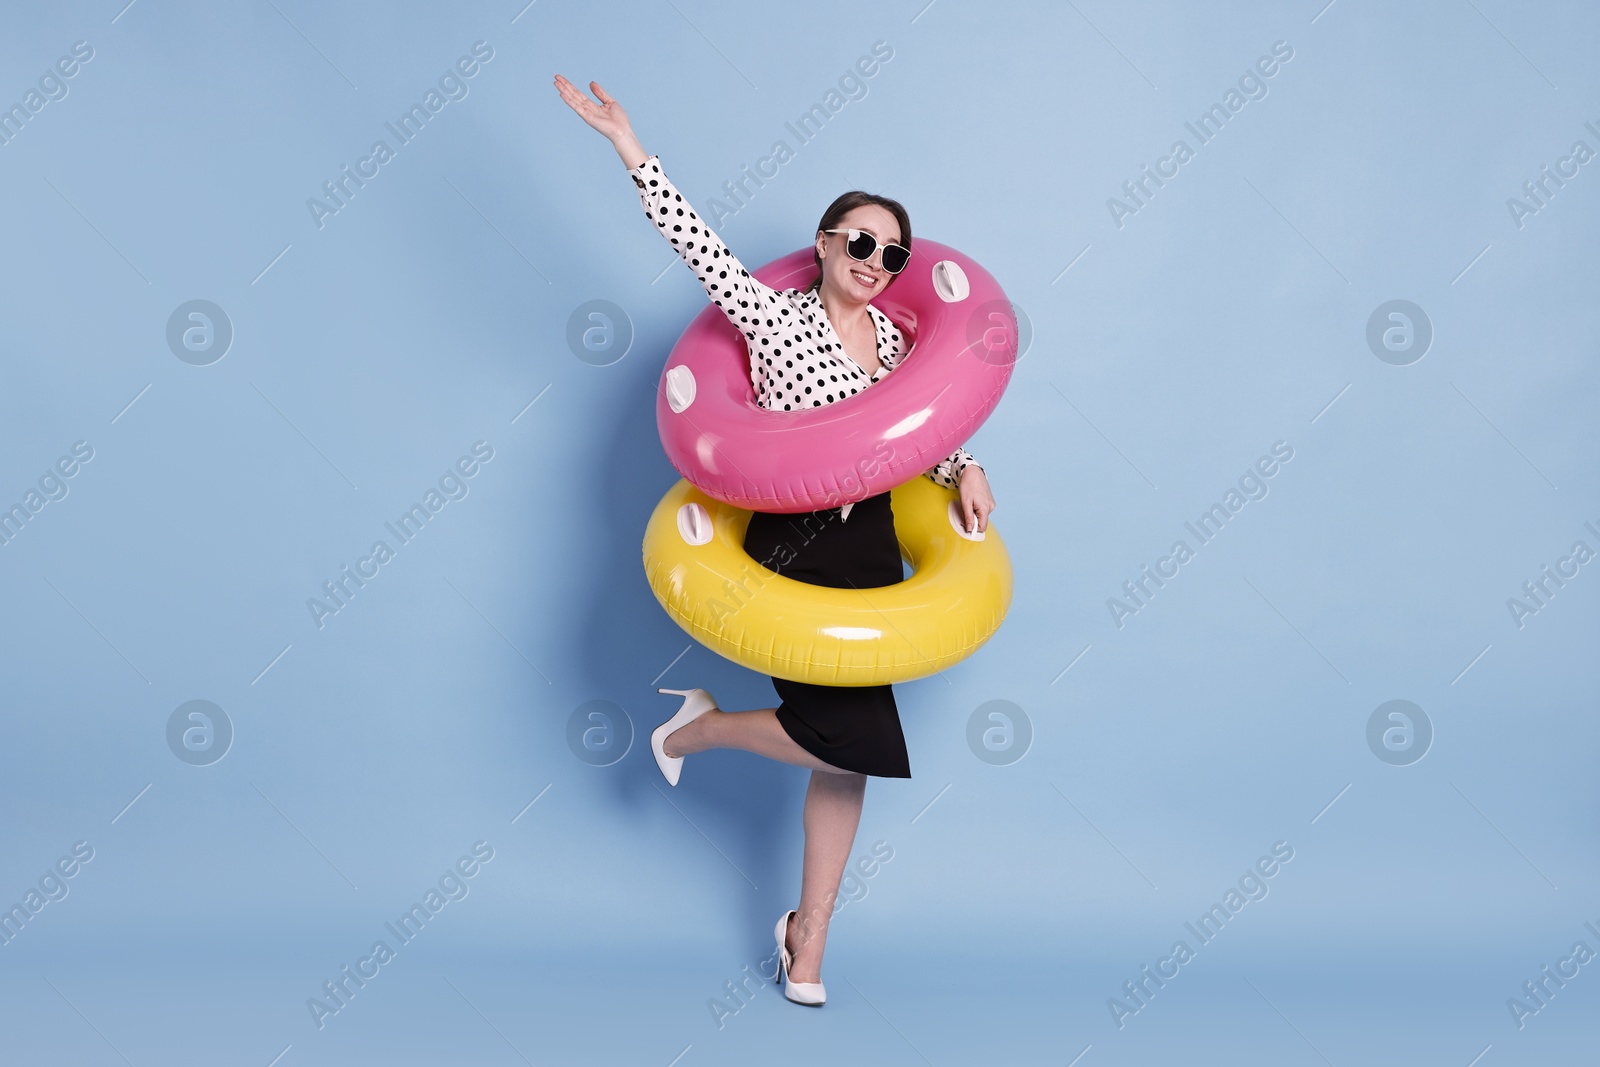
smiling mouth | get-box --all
[850,269,878,287]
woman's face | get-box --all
[816,203,902,303]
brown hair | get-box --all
[804,190,912,294]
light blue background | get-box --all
[1,1,1595,1064]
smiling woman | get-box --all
[628,151,986,494]
[554,69,1006,1009]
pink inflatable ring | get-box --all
[654,239,1017,513]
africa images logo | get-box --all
[306,41,495,230]
[306,841,495,1029]
[306,440,494,629]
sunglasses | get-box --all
[821,228,911,275]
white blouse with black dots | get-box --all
[628,154,982,519]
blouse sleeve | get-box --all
[627,154,790,404]
[926,447,982,489]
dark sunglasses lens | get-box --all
[845,231,909,274]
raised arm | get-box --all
[554,75,789,404]
[621,153,793,350]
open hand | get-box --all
[553,75,633,142]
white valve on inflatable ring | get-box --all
[947,499,986,541]
[931,260,970,303]
[666,364,696,413]
[676,501,713,545]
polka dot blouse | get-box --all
[629,154,983,501]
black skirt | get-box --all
[741,490,911,778]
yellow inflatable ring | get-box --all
[641,475,1012,686]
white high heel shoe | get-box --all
[774,909,825,1006]
[652,687,717,786]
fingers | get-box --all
[552,75,585,106]
[967,496,993,533]
[554,80,610,129]
[554,74,596,105]
[590,80,615,104]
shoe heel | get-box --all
[652,687,717,787]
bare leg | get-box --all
[661,706,866,985]
[785,768,865,983]
[664,707,857,775]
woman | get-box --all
[555,75,996,1007]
